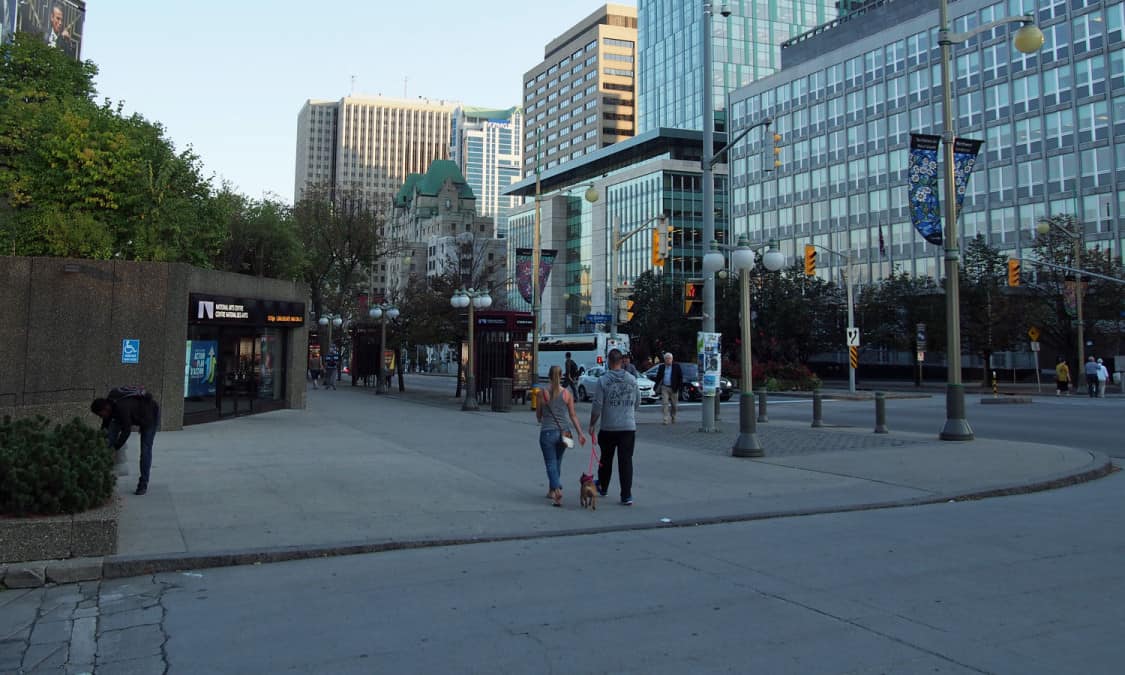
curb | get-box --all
[4,451,1110,587]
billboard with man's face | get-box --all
[9,0,84,60]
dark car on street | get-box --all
[643,363,733,401]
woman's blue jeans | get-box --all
[539,428,565,491]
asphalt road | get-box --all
[38,470,1123,673]
[399,373,1124,458]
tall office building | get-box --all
[294,96,457,208]
[727,0,1124,284]
[451,106,524,238]
[637,0,836,132]
[522,4,638,177]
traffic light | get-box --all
[1007,258,1021,286]
[651,217,672,267]
[683,280,704,317]
[804,244,817,276]
[773,132,783,169]
[619,297,636,323]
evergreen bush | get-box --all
[0,416,115,516]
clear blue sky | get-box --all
[83,1,635,204]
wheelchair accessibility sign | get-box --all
[121,339,140,364]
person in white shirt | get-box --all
[1096,358,1110,398]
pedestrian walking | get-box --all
[588,349,638,506]
[622,353,639,377]
[563,351,581,400]
[1096,358,1109,398]
[323,346,340,389]
[1084,356,1099,398]
[653,352,683,424]
[308,352,322,390]
[536,365,586,507]
[90,387,161,496]
[1054,357,1070,396]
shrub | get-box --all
[755,361,822,391]
[0,416,115,516]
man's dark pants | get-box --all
[597,429,635,500]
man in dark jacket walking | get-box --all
[91,389,161,495]
[653,352,684,424]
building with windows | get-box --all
[450,106,524,238]
[294,96,457,208]
[522,4,638,178]
[505,129,727,333]
[727,0,1124,285]
[637,0,837,133]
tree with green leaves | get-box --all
[959,235,1026,385]
[857,270,945,355]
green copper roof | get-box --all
[416,160,475,199]
[394,173,423,207]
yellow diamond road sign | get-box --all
[1028,326,1040,341]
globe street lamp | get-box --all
[369,303,400,394]
[719,237,785,456]
[317,314,343,349]
[937,2,1042,440]
[1037,219,1086,388]
[451,288,493,411]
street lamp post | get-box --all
[451,288,493,411]
[1037,218,1086,387]
[937,3,1043,440]
[722,236,785,457]
[369,303,399,394]
[701,0,720,433]
[317,315,343,350]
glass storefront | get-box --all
[184,294,303,425]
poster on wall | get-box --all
[184,340,217,398]
[697,331,722,396]
[512,342,532,389]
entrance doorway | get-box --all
[184,326,288,424]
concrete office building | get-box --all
[727,0,1125,284]
[451,106,524,239]
[294,96,457,207]
[637,0,837,133]
[522,4,638,178]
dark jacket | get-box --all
[104,395,160,450]
[654,363,683,394]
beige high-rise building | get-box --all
[521,4,637,177]
[294,96,457,208]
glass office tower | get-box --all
[728,0,1125,285]
[637,0,837,132]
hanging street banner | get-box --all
[951,137,984,221]
[515,248,558,304]
[908,134,942,246]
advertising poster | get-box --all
[697,331,722,396]
[908,134,942,246]
[184,340,218,398]
[13,0,84,59]
[512,342,532,389]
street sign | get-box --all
[1030,341,1041,352]
[1028,326,1040,341]
[917,351,925,362]
[586,313,611,323]
[121,339,140,364]
[846,327,860,347]
[916,322,927,350]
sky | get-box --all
[82,1,636,204]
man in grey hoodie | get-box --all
[589,348,639,505]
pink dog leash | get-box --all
[586,438,601,476]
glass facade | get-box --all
[453,107,524,239]
[638,0,837,132]
[729,0,1125,283]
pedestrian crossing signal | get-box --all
[683,280,703,317]
[1007,258,1021,286]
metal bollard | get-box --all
[756,387,768,423]
[991,370,998,398]
[874,391,889,434]
[811,390,824,428]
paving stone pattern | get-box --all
[1,577,171,674]
[652,417,927,457]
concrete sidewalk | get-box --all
[55,379,1102,579]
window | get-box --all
[828,130,845,161]
[1016,158,1044,198]
[956,52,981,89]
[1041,23,1070,63]
[864,48,884,82]
[983,43,1008,81]
[958,91,983,128]
[885,40,906,74]
[1011,74,1039,115]
[1073,11,1105,54]
[1042,66,1073,106]
[1046,154,1076,192]
[908,69,930,104]
[867,118,886,152]
[827,64,844,94]
[986,123,1012,161]
[907,31,929,67]
[810,102,826,132]
[985,83,1010,121]
[827,98,845,127]
[868,154,888,184]
[989,165,1014,201]
[1014,117,1042,155]
[1112,50,1125,90]
[846,90,864,123]
[1078,101,1110,142]
[888,112,908,146]
[1109,2,1125,43]
[1044,109,1075,151]
[848,158,867,191]
[1115,94,1125,137]
[846,56,863,88]
[847,124,866,155]
[1081,147,1112,187]
[866,83,884,116]
[1074,56,1107,99]
[809,70,825,99]
[886,76,906,109]
[1037,0,1066,23]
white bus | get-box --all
[537,333,631,380]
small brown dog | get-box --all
[579,473,598,510]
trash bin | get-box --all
[491,378,513,412]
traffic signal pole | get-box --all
[609,214,669,339]
[805,243,857,394]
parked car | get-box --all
[577,365,657,403]
[643,363,733,401]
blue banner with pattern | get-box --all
[952,137,984,223]
[908,134,942,246]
